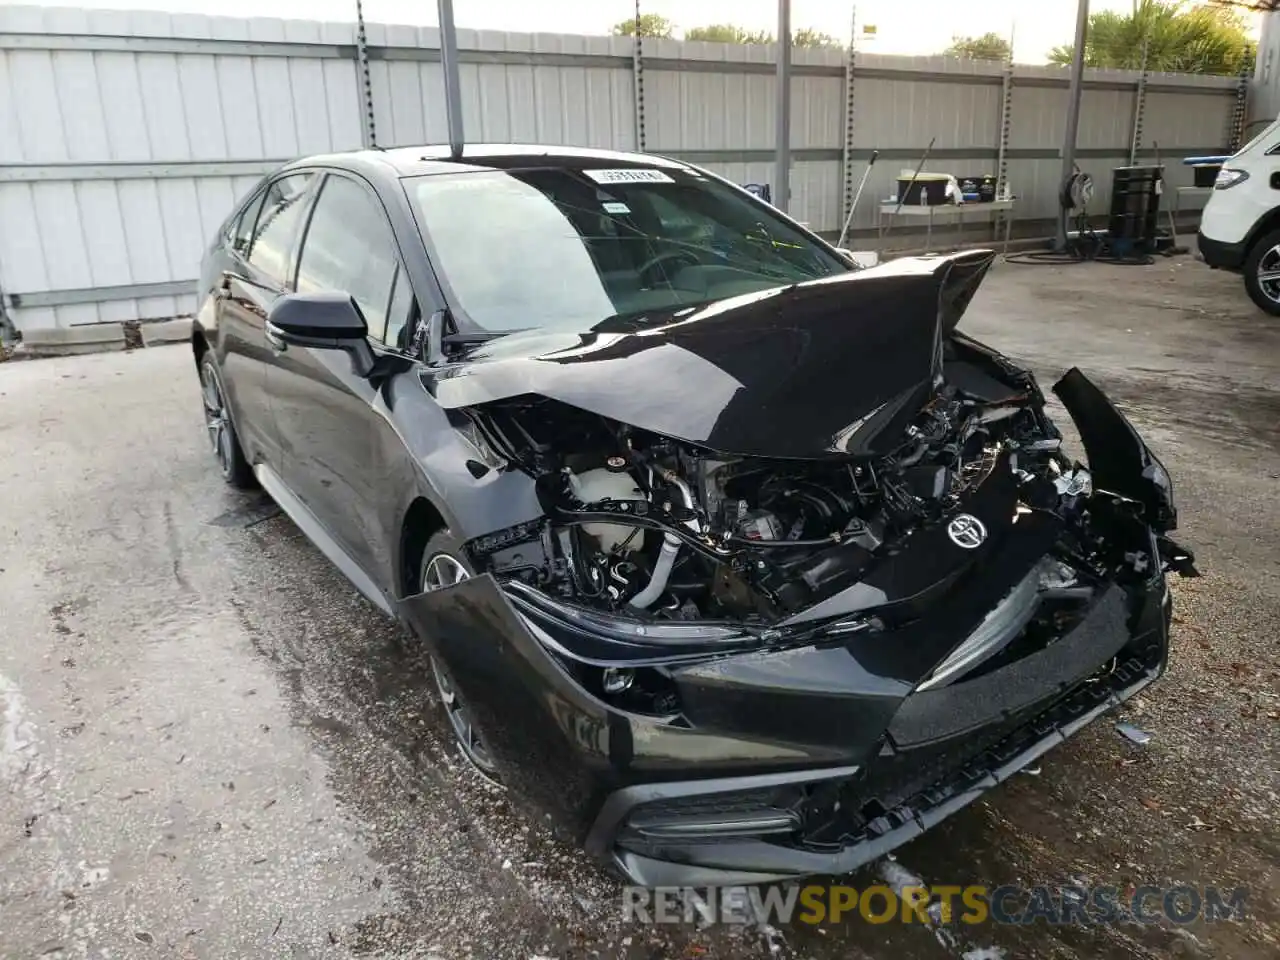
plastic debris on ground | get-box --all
[1116,721,1152,745]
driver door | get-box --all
[267,172,419,585]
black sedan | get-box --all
[193,144,1197,886]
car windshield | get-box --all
[407,165,848,333]
[1235,117,1280,157]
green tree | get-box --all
[1047,0,1253,75]
[683,25,838,46]
[611,13,674,39]
[685,24,773,44]
[793,28,840,48]
[944,32,1012,62]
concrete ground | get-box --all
[1,258,1277,960]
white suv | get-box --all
[1199,118,1280,314]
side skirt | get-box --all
[253,463,394,616]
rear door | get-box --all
[217,171,318,470]
[268,172,420,580]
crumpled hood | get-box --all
[429,249,996,459]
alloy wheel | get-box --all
[200,361,235,478]
[1258,245,1280,304]
[421,553,499,777]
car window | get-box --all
[384,266,417,351]
[407,167,847,334]
[247,173,316,287]
[295,175,402,344]
[230,187,267,258]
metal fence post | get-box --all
[438,0,464,157]
[840,6,858,228]
[354,0,378,148]
[1229,61,1252,153]
[1128,38,1149,165]
[1056,0,1091,251]
[0,279,14,345]
[632,0,646,153]
[995,61,1014,197]
[994,37,1015,240]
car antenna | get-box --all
[438,0,465,161]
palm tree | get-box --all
[1047,0,1254,75]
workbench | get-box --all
[876,199,1016,254]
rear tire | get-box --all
[1242,228,1280,316]
[199,354,256,489]
[418,530,501,781]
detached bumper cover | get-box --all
[1054,368,1177,531]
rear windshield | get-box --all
[407,166,847,333]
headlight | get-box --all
[1214,168,1250,190]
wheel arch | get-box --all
[398,496,449,599]
[1243,207,1280,255]
[192,323,210,370]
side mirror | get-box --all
[266,292,375,377]
[836,248,880,270]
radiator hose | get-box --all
[629,532,681,609]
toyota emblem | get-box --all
[947,513,987,549]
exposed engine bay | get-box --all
[399,247,1197,887]
[457,336,1140,628]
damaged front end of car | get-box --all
[400,250,1197,886]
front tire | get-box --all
[199,354,256,489]
[418,530,500,780]
[1242,228,1280,315]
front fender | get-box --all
[384,370,544,545]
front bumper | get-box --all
[402,552,1170,887]
[601,584,1167,885]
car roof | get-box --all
[284,144,695,183]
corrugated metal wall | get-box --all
[0,5,366,331]
[0,4,1241,334]
[1250,11,1280,129]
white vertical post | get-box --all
[774,0,792,213]
[1056,0,1090,250]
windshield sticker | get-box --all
[601,201,631,214]
[584,168,675,185]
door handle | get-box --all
[265,322,287,352]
